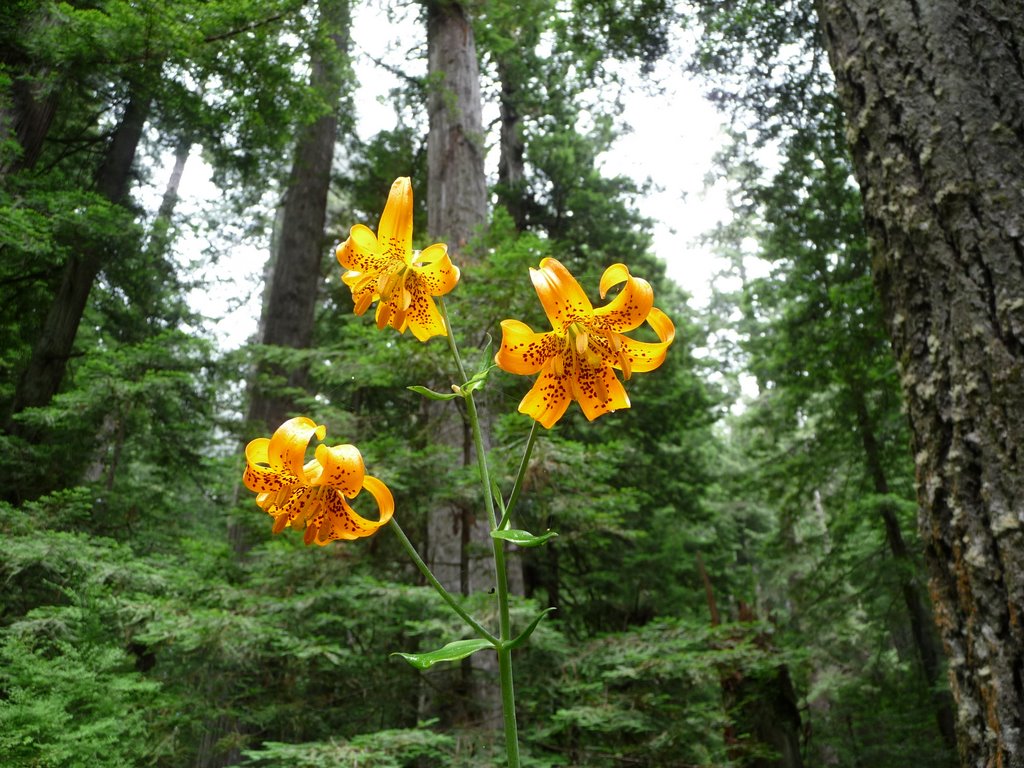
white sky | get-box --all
[161,5,734,351]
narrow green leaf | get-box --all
[392,638,495,670]
[461,363,495,394]
[407,385,459,401]
[491,528,558,547]
[491,477,506,516]
[507,608,557,650]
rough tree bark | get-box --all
[245,0,350,433]
[426,0,488,252]
[816,1,1024,764]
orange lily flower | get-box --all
[242,417,394,546]
[336,177,460,341]
[495,257,675,428]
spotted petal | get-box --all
[413,243,460,296]
[517,362,573,429]
[269,485,315,533]
[376,177,413,261]
[243,432,306,494]
[615,307,676,373]
[496,320,559,375]
[337,224,388,275]
[310,478,394,546]
[243,438,286,494]
[594,263,654,333]
[530,258,593,330]
[569,362,630,421]
[312,443,365,497]
[404,286,446,341]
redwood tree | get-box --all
[246,0,351,432]
[816,1,1024,763]
[423,0,489,595]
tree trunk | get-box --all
[496,58,528,231]
[423,0,506,729]
[0,71,59,175]
[0,7,60,175]
[423,0,491,597]
[245,0,350,433]
[9,87,150,422]
[145,138,191,258]
[425,0,487,249]
[817,2,1024,764]
[83,140,191,488]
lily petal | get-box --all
[312,444,365,497]
[569,363,630,421]
[242,462,296,495]
[270,485,314,532]
[404,287,446,341]
[531,258,593,330]
[337,224,389,273]
[313,483,392,545]
[495,320,559,375]
[413,243,460,296]
[361,475,395,527]
[615,308,676,373]
[594,263,654,332]
[518,363,573,428]
[268,417,327,479]
[243,438,282,491]
[376,177,413,260]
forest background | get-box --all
[1,1,1020,767]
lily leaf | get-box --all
[407,385,459,401]
[461,363,495,395]
[392,638,494,670]
[491,528,558,547]
[507,608,557,650]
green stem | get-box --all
[388,519,498,646]
[438,297,521,768]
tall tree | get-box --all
[9,78,152,424]
[816,1,1024,763]
[0,2,60,175]
[246,0,352,432]
[425,0,487,252]
[423,0,489,596]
